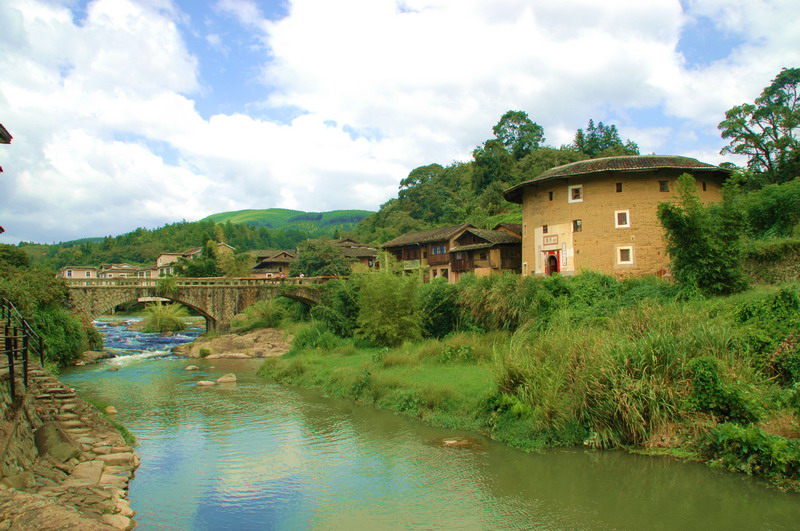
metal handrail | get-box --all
[1,297,46,397]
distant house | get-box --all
[249,250,296,278]
[57,266,98,280]
[154,243,235,276]
[502,155,730,277]
[334,238,378,269]
[382,223,521,282]
[98,264,139,279]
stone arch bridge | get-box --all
[66,277,327,333]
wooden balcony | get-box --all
[427,253,450,266]
[451,258,474,271]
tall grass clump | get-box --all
[458,273,547,331]
[289,321,342,353]
[232,299,287,332]
[419,277,461,338]
[143,302,188,333]
[490,300,762,449]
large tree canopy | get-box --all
[572,119,640,158]
[492,110,545,160]
[292,239,351,277]
[719,67,800,184]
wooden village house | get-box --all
[382,223,521,282]
[249,250,296,278]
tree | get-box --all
[356,271,421,347]
[492,110,545,159]
[472,139,516,192]
[174,240,222,277]
[0,244,30,268]
[572,119,640,158]
[292,239,351,277]
[719,67,800,184]
[217,250,254,277]
[657,174,747,296]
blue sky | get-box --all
[1,0,798,244]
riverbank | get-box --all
[0,367,138,530]
[258,287,800,491]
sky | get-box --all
[1,0,799,244]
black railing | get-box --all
[1,298,45,397]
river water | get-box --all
[60,319,800,530]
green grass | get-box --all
[259,331,497,432]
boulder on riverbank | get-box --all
[77,351,114,365]
[173,328,292,359]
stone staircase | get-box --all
[0,367,139,530]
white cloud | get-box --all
[0,0,799,244]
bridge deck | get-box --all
[64,276,333,288]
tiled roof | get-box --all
[341,246,377,258]
[450,229,520,252]
[503,155,731,203]
[382,223,473,248]
[461,228,521,245]
[492,223,522,236]
[0,124,11,144]
[247,249,296,259]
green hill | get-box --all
[202,208,373,232]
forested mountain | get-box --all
[203,208,372,231]
[21,208,373,270]
[351,112,639,244]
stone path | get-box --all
[0,368,138,530]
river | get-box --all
[60,319,800,530]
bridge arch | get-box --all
[67,277,325,333]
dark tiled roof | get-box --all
[503,155,731,203]
[341,246,377,258]
[462,228,521,245]
[492,223,522,236]
[0,124,11,144]
[382,223,473,248]
[247,249,296,259]
[450,229,520,252]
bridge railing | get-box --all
[65,276,335,288]
[1,298,46,397]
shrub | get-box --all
[741,177,800,237]
[311,278,360,337]
[290,321,341,352]
[686,356,760,424]
[657,173,748,296]
[419,278,461,338]
[701,422,800,479]
[356,272,421,347]
[31,306,89,367]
